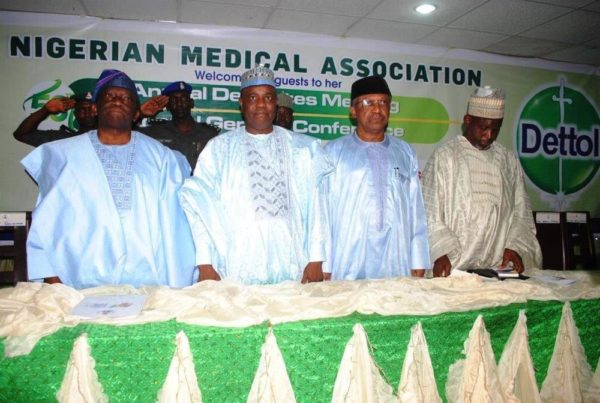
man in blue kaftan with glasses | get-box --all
[323,76,430,280]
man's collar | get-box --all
[352,132,389,147]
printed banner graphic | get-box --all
[0,12,598,215]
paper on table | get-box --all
[534,275,577,286]
[70,295,147,318]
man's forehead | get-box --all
[471,115,503,125]
[169,90,191,98]
[355,93,391,100]
[103,86,132,94]
[98,86,138,102]
[242,85,276,95]
[356,93,390,99]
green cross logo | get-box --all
[517,77,599,209]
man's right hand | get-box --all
[44,276,62,284]
[433,255,452,277]
[44,98,76,114]
[198,264,221,282]
[140,95,169,118]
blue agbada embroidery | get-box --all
[89,132,136,212]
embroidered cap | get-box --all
[92,69,138,103]
[277,92,294,109]
[162,81,192,95]
[240,64,276,90]
[467,86,505,119]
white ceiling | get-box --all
[3,0,600,67]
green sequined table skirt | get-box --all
[1,298,598,402]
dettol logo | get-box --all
[517,78,599,208]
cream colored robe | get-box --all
[422,135,542,270]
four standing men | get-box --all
[20,66,542,288]
[324,76,430,279]
[422,86,541,277]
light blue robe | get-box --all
[179,126,333,285]
[323,133,430,280]
[21,131,196,289]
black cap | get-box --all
[351,76,391,102]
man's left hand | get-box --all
[301,261,324,283]
[501,248,524,273]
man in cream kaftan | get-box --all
[422,135,542,272]
[422,86,541,276]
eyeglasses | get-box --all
[356,98,390,108]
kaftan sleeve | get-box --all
[157,147,196,287]
[320,141,339,274]
[23,222,57,280]
[409,152,431,270]
[306,140,334,263]
[178,139,222,269]
[21,143,65,281]
[421,148,462,264]
[503,155,542,269]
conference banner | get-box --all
[1,11,598,216]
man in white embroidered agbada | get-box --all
[178,65,332,284]
[421,86,542,277]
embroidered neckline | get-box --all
[89,131,136,212]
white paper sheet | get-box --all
[71,295,147,318]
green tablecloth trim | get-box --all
[1,299,598,402]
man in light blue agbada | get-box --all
[323,76,430,280]
[22,69,195,289]
[179,65,333,285]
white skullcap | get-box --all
[467,86,505,119]
[277,92,293,109]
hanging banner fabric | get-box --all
[0,12,598,215]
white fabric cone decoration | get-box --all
[583,359,600,403]
[157,331,202,403]
[331,323,395,403]
[540,302,593,403]
[397,321,442,403]
[497,310,541,403]
[247,327,296,403]
[446,315,506,403]
[57,333,108,403]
